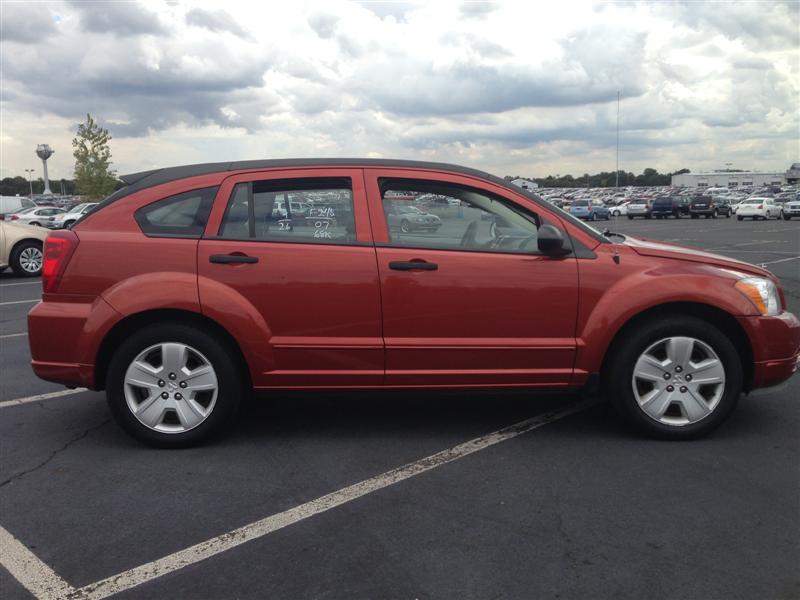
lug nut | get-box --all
[663,372,671,380]
[179,381,187,388]
[685,374,692,382]
[680,386,688,393]
[161,392,169,399]
[666,385,675,392]
[675,366,683,373]
[168,372,177,380]
[158,380,165,387]
[175,393,183,400]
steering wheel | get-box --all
[460,220,478,248]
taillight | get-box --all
[42,230,79,293]
[10,214,19,220]
[757,204,763,209]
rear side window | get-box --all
[218,178,356,245]
[135,187,217,238]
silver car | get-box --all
[386,204,442,233]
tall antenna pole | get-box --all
[615,90,620,189]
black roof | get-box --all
[118,158,501,196]
[95,158,518,211]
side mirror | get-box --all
[538,224,570,256]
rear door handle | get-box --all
[209,254,258,264]
[389,261,438,271]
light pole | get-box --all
[24,169,35,199]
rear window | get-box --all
[135,187,217,237]
[572,200,589,206]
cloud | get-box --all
[0,0,797,180]
[185,8,251,38]
[69,1,166,37]
[0,3,58,43]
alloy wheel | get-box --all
[19,246,43,273]
[123,342,219,433]
[631,336,726,426]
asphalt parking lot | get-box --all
[1,216,798,600]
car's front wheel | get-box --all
[606,316,741,439]
[106,323,243,447]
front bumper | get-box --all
[738,311,800,389]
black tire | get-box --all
[590,212,597,221]
[606,316,742,440]
[627,215,633,220]
[613,210,620,217]
[645,214,652,220]
[106,323,243,448]
[784,214,791,220]
[9,240,43,277]
[29,221,41,227]
[737,215,743,221]
[400,219,411,233]
[691,214,698,219]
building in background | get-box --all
[510,178,539,190]
[672,168,787,188]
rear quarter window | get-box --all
[135,187,217,238]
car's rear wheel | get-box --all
[9,240,43,276]
[63,220,75,229]
[606,316,741,439]
[737,215,743,221]
[400,219,411,233]
[784,214,792,220]
[106,323,242,447]
[29,221,41,227]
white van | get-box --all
[0,196,36,219]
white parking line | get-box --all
[760,255,800,266]
[0,299,38,307]
[0,281,41,287]
[0,388,88,409]
[67,398,594,599]
[0,525,76,599]
[0,332,28,339]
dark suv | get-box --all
[651,196,689,219]
[689,195,719,218]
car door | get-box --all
[364,169,580,387]
[198,169,384,387]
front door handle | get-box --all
[209,254,258,264]
[389,260,438,271]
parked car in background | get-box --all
[45,202,97,229]
[569,199,609,221]
[0,196,36,220]
[0,219,48,276]
[715,199,733,218]
[736,198,782,221]
[626,198,653,219]
[609,202,629,217]
[386,203,442,232]
[651,197,689,219]
[8,206,66,227]
[781,199,800,220]
[27,159,800,447]
[689,195,720,219]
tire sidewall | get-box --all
[106,323,242,447]
[608,317,742,439]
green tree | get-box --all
[72,114,117,200]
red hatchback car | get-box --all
[28,159,800,447]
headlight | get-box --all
[734,277,780,316]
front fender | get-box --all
[575,256,757,377]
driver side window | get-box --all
[380,179,541,253]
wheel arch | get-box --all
[94,308,252,392]
[599,302,754,392]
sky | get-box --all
[1,0,798,182]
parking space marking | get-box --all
[760,255,800,266]
[0,299,38,307]
[0,281,41,287]
[72,397,595,600]
[0,525,76,599]
[0,388,88,409]
[0,332,28,339]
